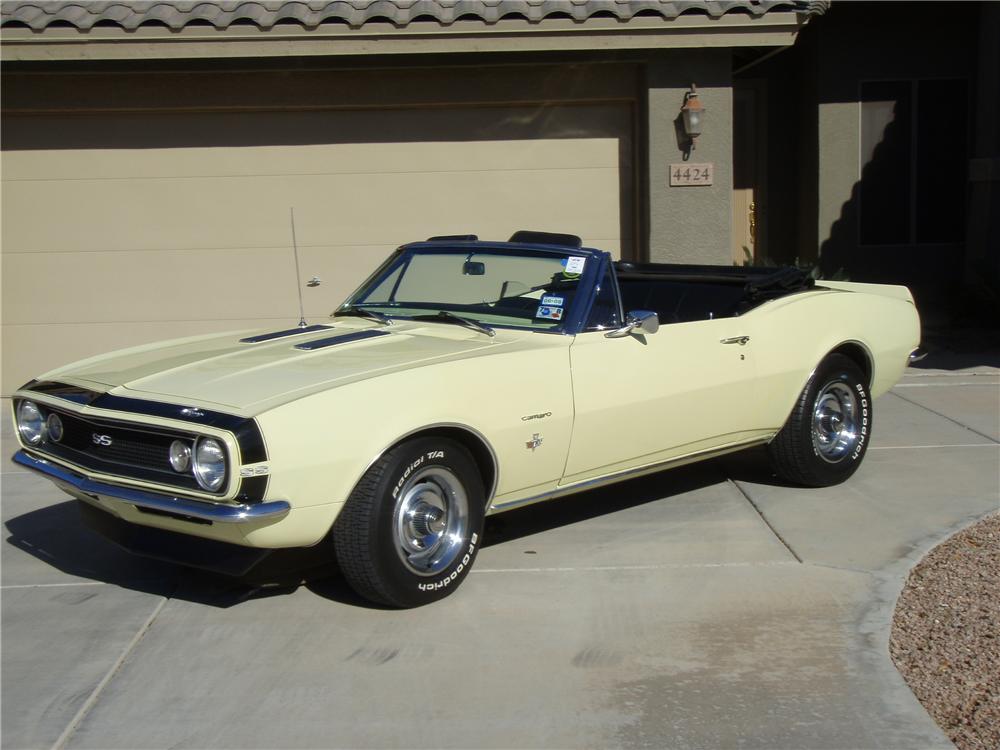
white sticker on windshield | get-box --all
[564,257,586,275]
[535,305,564,321]
[541,295,565,307]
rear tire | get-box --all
[333,437,485,607]
[767,353,872,487]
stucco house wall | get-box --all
[1,1,813,394]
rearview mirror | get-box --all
[605,310,659,338]
[463,261,485,276]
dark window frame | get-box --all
[857,77,969,248]
[583,260,624,331]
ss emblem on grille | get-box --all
[92,433,113,447]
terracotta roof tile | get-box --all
[1,0,825,32]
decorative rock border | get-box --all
[890,513,999,750]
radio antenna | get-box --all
[289,207,307,328]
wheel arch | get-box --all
[827,340,874,388]
[767,339,876,440]
[767,340,875,486]
[376,423,499,506]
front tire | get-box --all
[767,353,872,487]
[334,437,485,607]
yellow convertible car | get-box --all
[11,232,921,606]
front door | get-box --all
[562,319,767,485]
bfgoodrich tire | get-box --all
[333,437,485,607]
[767,353,873,487]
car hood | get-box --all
[38,321,522,414]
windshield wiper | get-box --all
[412,311,495,338]
[332,308,392,325]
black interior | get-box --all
[614,263,814,324]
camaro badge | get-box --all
[525,433,543,452]
[521,412,552,422]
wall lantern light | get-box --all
[680,84,705,153]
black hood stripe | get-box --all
[21,382,267,465]
[21,381,103,405]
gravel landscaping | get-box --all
[891,513,1000,750]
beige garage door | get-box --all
[1,103,632,394]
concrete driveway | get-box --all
[3,361,998,750]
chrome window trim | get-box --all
[580,254,624,332]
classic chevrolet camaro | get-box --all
[12,231,921,606]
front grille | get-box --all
[59,412,174,469]
[24,404,210,494]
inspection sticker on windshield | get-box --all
[541,295,565,307]
[561,257,586,275]
[535,305,564,321]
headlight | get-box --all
[169,440,192,473]
[46,413,64,443]
[17,401,45,445]
[193,437,226,491]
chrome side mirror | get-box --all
[605,310,659,338]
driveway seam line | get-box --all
[895,382,999,387]
[888,391,999,444]
[50,596,168,750]
[472,560,799,574]
[802,561,877,576]
[2,582,108,590]
[870,443,999,450]
[728,479,803,563]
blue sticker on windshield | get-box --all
[541,295,565,307]
[535,305,564,321]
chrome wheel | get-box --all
[392,466,469,576]
[811,380,860,462]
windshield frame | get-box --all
[336,242,608,335]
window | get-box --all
[859,79,968,245]
[584,266,622,331]
[345,247,586,332]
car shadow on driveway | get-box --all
[5,448,784,609]
[4,500,332,607]
[482,446,781,547]
[6,500,179,590]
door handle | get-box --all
[720,336,750,345]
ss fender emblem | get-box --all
[92,433,113,447]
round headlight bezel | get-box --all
[17,400,46,446]
[192,437,227,492]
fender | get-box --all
[360,421,500,508]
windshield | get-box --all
[340,247,592,332]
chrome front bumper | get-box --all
[12,450,291,524]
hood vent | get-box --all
[294,329,390,351]
[240,324,332,344]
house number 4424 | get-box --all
[670,163,713,186]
